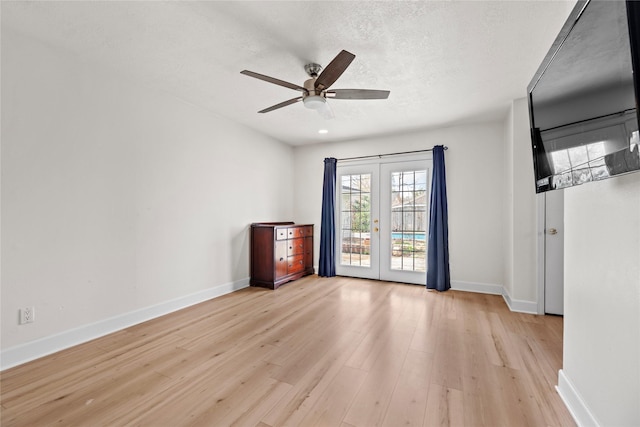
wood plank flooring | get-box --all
[0,276,575,426]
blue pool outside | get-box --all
[391,232,426,241]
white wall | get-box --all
[502,98,539,311]
[293,123,505,290]
[1,29,293,362]
[560,172,640,427]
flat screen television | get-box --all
[528,0,640,193]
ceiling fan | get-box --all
[240,50,390,117]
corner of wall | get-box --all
[501,285,538,314]
[503,101,516,298]
[507,97,540,304]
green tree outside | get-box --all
[351,195,371,232]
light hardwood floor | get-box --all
[1,276,575,426]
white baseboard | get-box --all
[450,281,539,314]
[0,278,250,371]
[450,280,503,295]
[501,287,538,314]
[557,369,601,427]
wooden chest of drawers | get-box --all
[250,222,314,289]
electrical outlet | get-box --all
[19,307,35,324]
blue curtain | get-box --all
[319,157,337,277]
[427,146,450,291]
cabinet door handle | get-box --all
[279,257,284,261]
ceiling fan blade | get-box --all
[258,97,303,113]
[241,70,307,93]
[326,89,390,100]
[314,50,356,91]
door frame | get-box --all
[536,190,564,315]
[379,159,431,284]
[335,153,432,284]
[536,194,547,315]
[334,161,380,280]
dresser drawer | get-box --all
[288,255,305,274]
[276,228,288,240]
[287,227,306,239]
[302,225,313,237]
[287,238,304,256]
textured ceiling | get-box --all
[1,1,575,146]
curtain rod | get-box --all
[337,146,448,162]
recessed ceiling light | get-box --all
[318,129,329,134]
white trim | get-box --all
[501,287,538,314]
[379,159,432,285]
[450,280,503,295]
[335,153,433,283]
[450,281,539,314]
[537,193,547,314]
[335,162,380,281]
[0,278,250,371]
[557,369,601,427]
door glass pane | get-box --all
[415,171,427,191]
[390,170,427,272]
[340,173,371,267]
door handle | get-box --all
[548,228,558,235]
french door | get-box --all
[335,155,431,285]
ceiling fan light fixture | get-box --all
[303,95,326,110]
